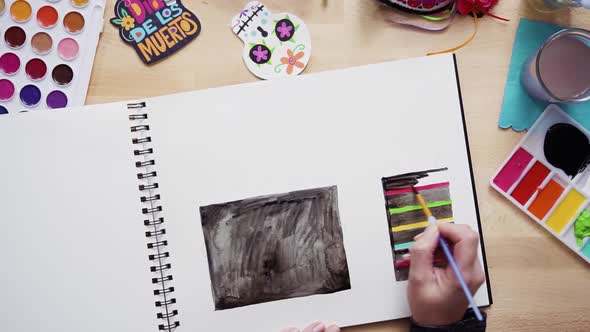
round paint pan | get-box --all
[31,32,53,55]
[70,0,89,8]
[46,90,68,109]
[0,105,8,115]
[57,37,79,60]
[52,64,74,86]
[63,11,84,34]
[4,26,26,49]
[20,85,42,107]
[0,79,16,101]
[10,0,32,23]
[0,0,6,16]
[37,5,59,29]
[25,58,48,81]
[0,52,21,75]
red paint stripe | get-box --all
[511,161,551,205]
[386,182,450,196]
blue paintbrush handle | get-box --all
[438,237,483,321]
[428,216,483,321]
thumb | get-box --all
[409,225,439,280]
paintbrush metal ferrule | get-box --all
[427,215,437,225]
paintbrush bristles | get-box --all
[412,187,433,218]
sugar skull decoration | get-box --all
[231,1,312,80]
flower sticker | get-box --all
[274,17,298,43]
[121,16,135,31]
[275,45,305,75]
[249,44,272,65]
[253,46,268,62]
[275,19,294,41]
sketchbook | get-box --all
[0,53,491,332]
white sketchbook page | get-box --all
[0,106,157,332]
[146,54,490,331]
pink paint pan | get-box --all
[0,52,21,75]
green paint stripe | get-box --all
[389,200,452,215]
[394,242,414,251]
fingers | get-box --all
[302,322,325,332]
[437,223,479,269]
[283,322,339,332]
[409,225,439,281]
[280,328,299,332]
[436,223,485,293]
[326,324,340,332]
[470,262,486,292]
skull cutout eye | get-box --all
[275,18,295,42]
[249,44,271,64]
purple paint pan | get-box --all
[46,90,68,109]
[19,84,42,107]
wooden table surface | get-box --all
[89,1,590,331]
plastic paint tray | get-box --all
[491,105,590,264]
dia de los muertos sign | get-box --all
[110,0,201,65]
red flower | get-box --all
[457,0,499,15]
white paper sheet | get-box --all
[145,53,490,331]
[0,106,157,331]
[0,53,490,332]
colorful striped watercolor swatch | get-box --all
[511,161,550,205]
[391,217,453,232]
[491,106,590,265]
[382,168,452,281]
[393,241,414,251]
[389,200,452,215]
[528,179,565,220]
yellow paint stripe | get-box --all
[391,218,453,232]
[545,189,585,234]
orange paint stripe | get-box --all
[528,180,564,220]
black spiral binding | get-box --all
[128,102,180,331]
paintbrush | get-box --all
[412,187,483,321]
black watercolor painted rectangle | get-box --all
[200,186,351,311]
[382,168,453,282]
[382,168,449,191]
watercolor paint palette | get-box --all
[492,105,590,264]
[382,168,454,281]
[0,0,105,114]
